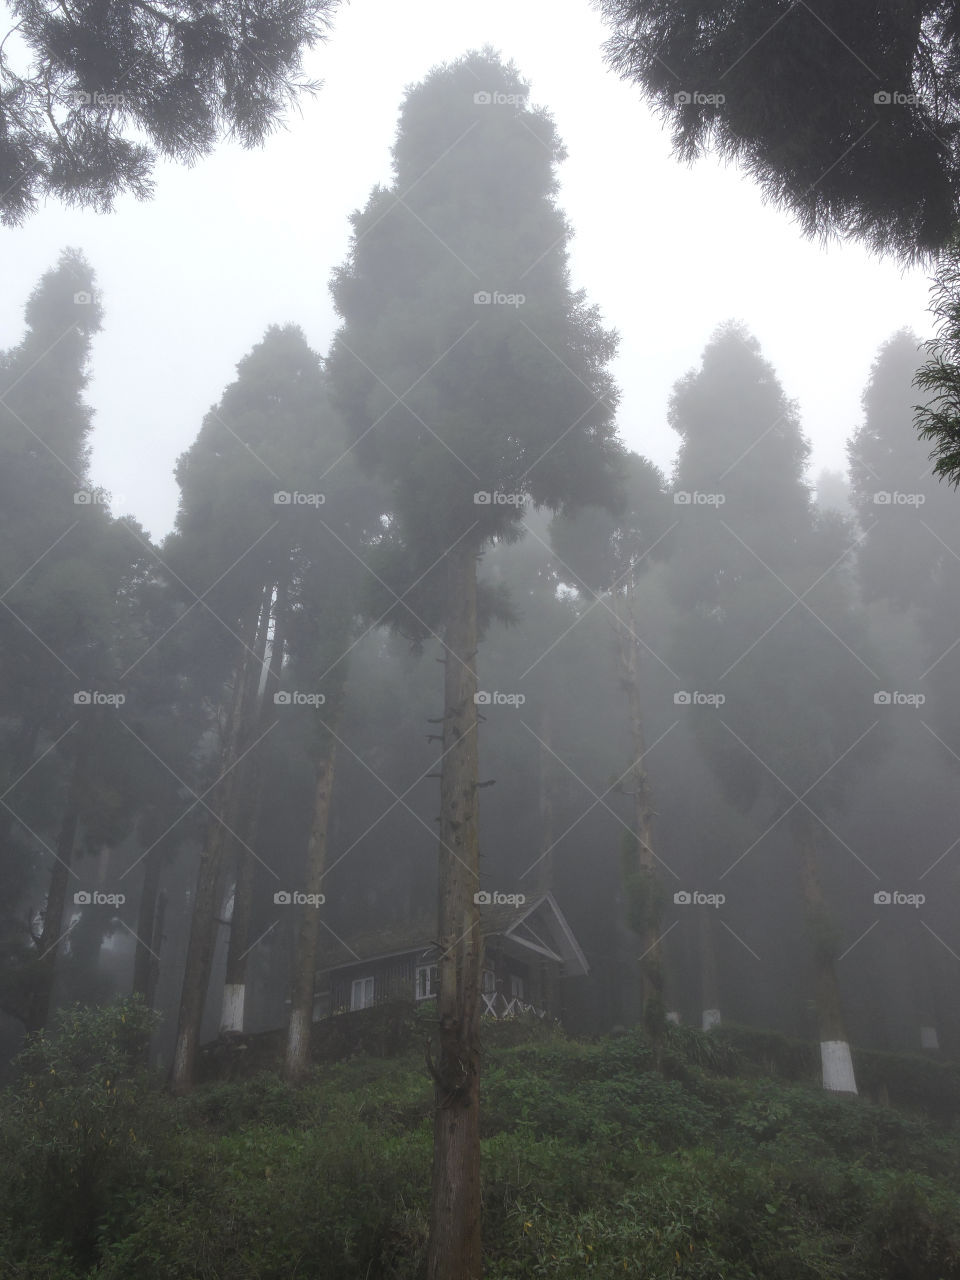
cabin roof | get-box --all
[315,891,588,978]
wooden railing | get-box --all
[481,991,547,1019]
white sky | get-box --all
[0,0,934,541]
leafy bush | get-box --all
[2,1011,960,1278]
[0,996,164,1270]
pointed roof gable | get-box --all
[315,891,588,977]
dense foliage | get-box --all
[1,999,959,1278]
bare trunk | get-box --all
[220,581,276,1033]
[285,729,339,1081]
[612,590,665,1029]
[798,825,857,1094]
[132,844,162,1005]
[426,538,483,1280]
[913,922,941,1051]
[27,739,84,1032]
[535,700,554,896]
[170,595,263,1094]
[0,717,39,855]
[699,908,721,1030]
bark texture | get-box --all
[426,538,483,1280]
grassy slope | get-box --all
[2,1008,960,1278]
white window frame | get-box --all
[481,969,496,994]
[415,964,438,1001]
[350,976,375,1010]
[509,974,524,1001]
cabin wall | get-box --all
[322,944,561,1017]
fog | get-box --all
[2,8,959,1278]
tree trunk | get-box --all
[699,907,721,1030]
[612,589,666,1029]
[534,699,554,896]
[220,580,277,1033]
[170,595,263,1094]
[27,737,84,1032]
[913,922,941,1052]
[798,824,857,1094]
[0,716,40,856]
[426,537,483,1280]
[285,727,340,1081]
[132,843,162,1005]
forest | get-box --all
[4,7,960,1279]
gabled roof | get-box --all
[315,892,588,978]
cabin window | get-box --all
[415,965,438,1000]
[481,969,496,994]
[509,974,524,1000]
[350,976,374,1010]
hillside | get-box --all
[1,1000,959,1278]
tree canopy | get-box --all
[600,0,960,263]
[0,0,337,225]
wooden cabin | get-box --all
[313,892,588,1023]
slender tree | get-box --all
[550,453,673,1033]
[327,49,622,1277]
[669,323,879,1092]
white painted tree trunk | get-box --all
[702,1008,721,1031]
[220,983,245,1033]
[820,1040,857,1093]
